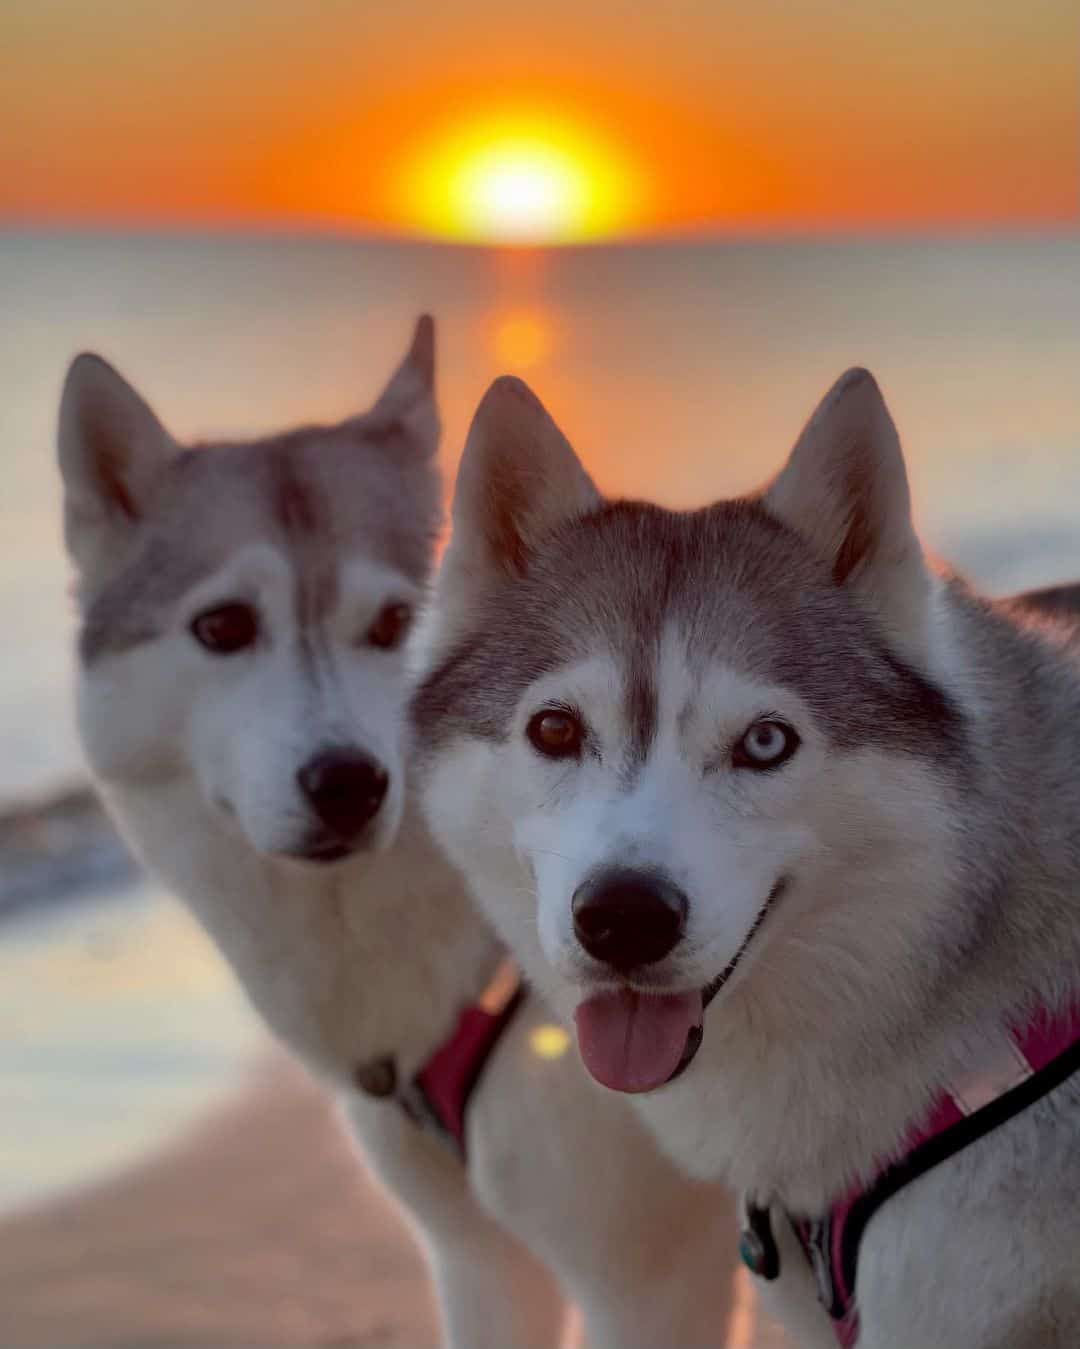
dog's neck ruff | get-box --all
[741,998,1080,1347]
[356,957,525,1160]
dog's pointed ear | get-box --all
[363,314,439,455]
[764,368,931,647]
[58,353,177,580]
[448,375,600,587]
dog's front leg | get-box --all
[427,1224,568,1349]
[340,1095,568,1349]
[568,1242,739,1349]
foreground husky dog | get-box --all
[415,372,1080,1348]
[58,322,738,1349]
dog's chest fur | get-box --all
[101,779,501,1087]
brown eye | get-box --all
[190,602,259,655]
[527,709,584,759]
[367,602,412,650]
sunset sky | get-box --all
[3,0,1077,240]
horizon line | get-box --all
[3,216,1077,250]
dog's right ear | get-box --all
[763,367,932,663]
[445,376,599,596]
[58,354,177,581]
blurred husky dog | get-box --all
[58,320,737,1349]
[414,371,1080,1349]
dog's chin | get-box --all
[572,877,788,1094]
[275,823,398,866]
[273,810,404,865]
[287,837,363,866]
[217,795,404,865]
[210,801,348,865]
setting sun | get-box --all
[397,111,643,243]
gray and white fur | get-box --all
[415,370,1080,1349]
[59,321,739,1349]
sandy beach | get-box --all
[0,797,795,1348]
[0,1049,788,1349]
[0,1054,438,1348]
[0,791,790,1349]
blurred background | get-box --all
[1,1,1077,1344]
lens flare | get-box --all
[529,1024,572,1060]
[398,111,642,243]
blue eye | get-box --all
[733,719,799,770]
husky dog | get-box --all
[58,321,738,1349]
[415,372,1080,1349]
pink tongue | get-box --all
[574,988,703,1094]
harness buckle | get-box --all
[739,1198,780,1281]
[802,1216,838,1313]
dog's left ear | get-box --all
[764,368,931,654]
[362,314,439,456]
[58,353,178,584]
[429,376,599,641]
[451,375,599,579]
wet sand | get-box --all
[0,1055,437,1348]
[0,1051,787,1349]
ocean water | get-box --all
[3,229,1079,798]
[0,878,263,1211]
[1,228,1078,1206]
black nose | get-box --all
[572,868,688,973]
[297,749,388,840]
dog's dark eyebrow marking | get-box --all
[267,448,341,635]
[78,539,213,665]
[79,611,161,665]
[624,662,658,770]
[271,453,324,539]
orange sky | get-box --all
[2,0,1077,238]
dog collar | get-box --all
[355,957,525,1161]
[740,998,1080,1347]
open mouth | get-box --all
[699,876,787,1011]
[573,877,787,1095]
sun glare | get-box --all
[398,112,641,244]
[491,307,553,369]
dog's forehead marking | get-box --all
[277,427,438,589]
[270,448,324,538]
[622,646,659,774]
[541,630,805,778]
[267,446,339,638]
[415,499,967,769]
[79,423,439,666]
[550,504,964,763]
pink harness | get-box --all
[741,1000,1080,1346]
[394,959,525,1157]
